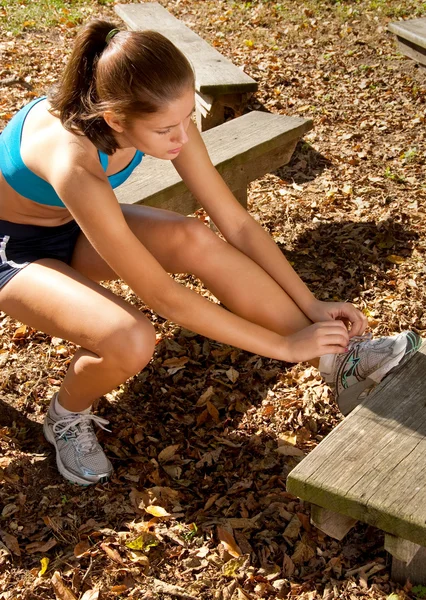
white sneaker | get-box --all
[320,331,422,416]
[43,394,113,485]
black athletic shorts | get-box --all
[0,219,81,289]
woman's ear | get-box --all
[103,110,124,133]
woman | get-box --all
[0,21,420,485]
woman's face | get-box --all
[118,87,196,160]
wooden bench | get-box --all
[388,17,426,68]
[115,110,313,213]
[287,342,426,585]
[115,2,258,130]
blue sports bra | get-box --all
[0,96,143,207]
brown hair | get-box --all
[48,20,195,154]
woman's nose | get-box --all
[174,122,189,145]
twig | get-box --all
[0,76,33,90]
[152,578,198,600]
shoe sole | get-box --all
[43,420,111,486]
[337,332,422,416]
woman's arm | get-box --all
[48,147,349,363]
[173,122,366,335]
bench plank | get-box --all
[287,342,426,548]
[115,111,313,214]
[388,18,426,67]
[115,3,258,96]
[388,17,426,50]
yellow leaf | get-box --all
[386,254,405,265]
[244,39,254,47]
[125,532,159,551]
[144,505,170,517]
[38,557,49,577]
[222,555,247,576]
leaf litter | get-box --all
[1,0,425,598]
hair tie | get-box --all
[105,29,120,44]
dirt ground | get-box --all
[0,0,426,598]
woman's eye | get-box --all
[158,129,171,135]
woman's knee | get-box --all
[177,217,219,267]
[101,316,156,377]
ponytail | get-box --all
[48,19,195,155]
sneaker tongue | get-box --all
[319,353,336,377]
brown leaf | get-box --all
[100,543,125,565]
[51,571,78,600]
[217,526,242,558]
[158,444,180,463]
[283,515,301,540]
[226,367,239,383]
[162,356,189,369]
[26,538,57,554]
[73,540,90,558]
[206,400,220,423]
[291,539,315,565]
[196,386,215,406]
[0,531,20,556]
[282,553,295,577]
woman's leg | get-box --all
[0,258,156,411]
[71,205,313,339]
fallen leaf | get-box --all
[275,445,305,457]
[226,367,239,383]
[80,591,100,600]
[158,444,180,463]
[100,543,125,565]
[222,555,247,576]
[73,540,90,558]
[196,386,215,406]
[386,254,405,265]
[26,538,57,554]
[217,526,242,557]
[38,557,49,577]
[0,531,21,556]
[291,539,315,564]
[51,571,78,600]
[126,532,159,551]
[145,505,170,517]
[206,400,220,423]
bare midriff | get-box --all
[0,173,74,227]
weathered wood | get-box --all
[115,111,313,214]
[310,505,357,541]
[114,2,257,95]
[384,534,421,565]
[287,343,426,551]
[388,539,426,585]
[388,18,426,67]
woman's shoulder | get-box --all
[22,100,103,177]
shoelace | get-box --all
[52,413,111,453]
[347,333,372,347]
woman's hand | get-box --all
[305,300,368,338]
[283,320,350,363]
